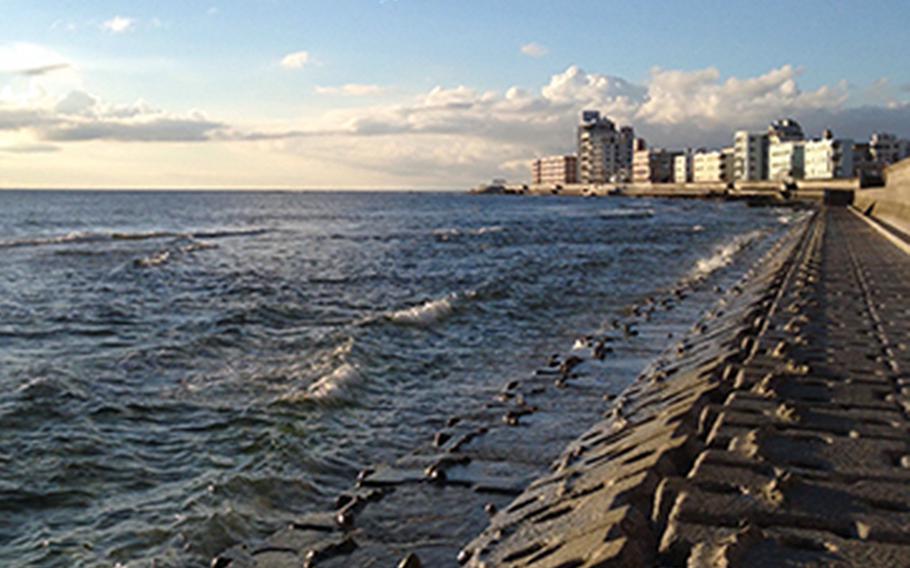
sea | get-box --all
[0,190,798,566]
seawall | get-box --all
[482,178,860,204]
[462,206,910,566]
[854,157,910,237]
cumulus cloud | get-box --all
[238,63,910,185]
[102,16,136,33]
[3,59,910,187]
[520,42,548,58]
[315,84,385,96]
[280,51,311,69]
[0,88,224,143]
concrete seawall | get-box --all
[214,196,910,567]
[486,178,860,204]
[463,207,910,566]
[854,158,910,237]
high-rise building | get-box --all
[693,148,734,182]
[768,118,805,144]
[576,111,635,183]
[673,151,694,183]
[804,137,854,179]
[733,130,769,181]
[769,141,805,180]
[531,155,578,185]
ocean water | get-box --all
[0,191,794,566]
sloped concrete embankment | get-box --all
[212,219,791,566]
[854,157,910,236]
[462,207,910,566]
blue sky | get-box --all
[0,0,908,188]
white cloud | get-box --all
[520,42,548,58]
[235,63,910,185]
[3,58,910,187]
[280,51,311,70]
[0,43,70,76]
[315,84,385,97]
[0,88,223,142]
[102,16,136,34]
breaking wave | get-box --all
[433,225,504,240]
[386,291,475,326]
[690,230,765,280]
[135,251,172,268]
[283,363,362,404]
[0,228,267,249]
[599,208,654,219]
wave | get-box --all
[433,225,504,240]
[0,231,108,249]
[0,227,267,250]
[135,250,172,268]
[386,291,475,326]
[110,230,179,241]
[599,208,654,219]
[282,363,362,404]
[190,228,269,239]
[133,240,219,269]
[689,230,765,280]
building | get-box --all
[632,147,680,183]
[577,110,635,184]
[692,148,734,182]
[673,150,695,183]
[852,142,883,182]
[804,136,854,179]
[769,140,805,180]
[870,132,910,166]
[733,130,769,181]
[768,118,805,143]
[531,155,578,185]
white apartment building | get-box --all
[632,148,679,183]
[804,138,854,180]
[769,141,805,180]
[673,152,693,183]
[733,131,768,180]
[692,149,734,182]
[531,155,578,185]
[577,110,635,183]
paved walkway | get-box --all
[464,207,910,566]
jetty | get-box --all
[215,159,910,567]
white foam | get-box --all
[433,225,504,239]
[692,224,705,233]
[690,230,765,280]
[471,225,504,235]
[135,250,171,267]
[599,208,654,219]
[300,363,361,402]
[387,293,462,326]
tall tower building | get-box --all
[576,111,635,183]
[733,130,769,181]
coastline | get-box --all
[464,203,910,566]
[213,157,910,566]
[212,205,805,567]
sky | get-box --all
[0,0,909,189]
